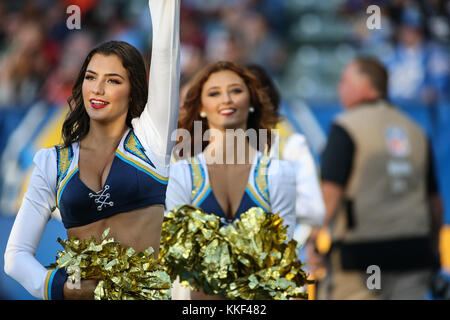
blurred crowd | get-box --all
[0,0,448,108]
[341,0,449,105]
[0,0,289,109]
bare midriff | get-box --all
[66,204,164,255]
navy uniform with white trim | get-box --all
[4,0,180,300]
[165,151,297,239]
[55,129,168,229]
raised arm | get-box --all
[4,149,65,300]
[132,0,181,168]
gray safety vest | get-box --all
[332,100,430,244]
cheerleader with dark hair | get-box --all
[4,0,180,300]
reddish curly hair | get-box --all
[177,61,280,157]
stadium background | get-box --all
[0,0,448,299]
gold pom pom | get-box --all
[158,205,225,295]
[51,228,171,300]
[159,205,312,300]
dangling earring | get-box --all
[249,107,255,113]
[200,111,207,118]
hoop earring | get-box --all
[200,111,207,118]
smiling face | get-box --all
[200,70,251,132]
[82,53,131,125]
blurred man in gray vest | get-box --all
[312,56,443,300]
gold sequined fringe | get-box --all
[159,205,312,300]
[51,228,171,300]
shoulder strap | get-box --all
[188,156,206,203]
[54,144,74,190]
[124,129,155,168]
[253,154,271,205]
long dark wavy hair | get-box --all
[178,61,280,156]
[62,41,148,147]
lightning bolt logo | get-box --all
[124,130,156,169]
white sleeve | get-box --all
[268,159,297,240]
[132,0,180,168]
[4,148,57,300]
[283,134,325,227]
[165,161,192,215]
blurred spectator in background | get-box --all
[183,0,288,78]
[205,30,248,66]
[0,1,74,108]
[0,10,48,107]
[341,0,449,105]
[0,2,8,51]
[388,0,450,45]
[239,10,288,76]
[314,56,443,300]
[41,32,94,107]
[383,2,449,105]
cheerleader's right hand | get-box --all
[63,279,98,300]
